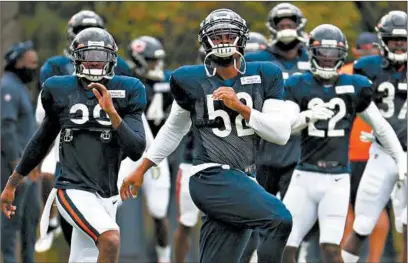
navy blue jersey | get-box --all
[354,55,407,150]
[39,55,132,86]
[285,72,373,174]
[143,70,174,136]
[245,46,310,80]
[40,75,146,197]
[245,46,309,167]
[170,62,284,172]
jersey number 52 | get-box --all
[307,98,346,137]
[206,92,254,137]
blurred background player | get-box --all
[342,10,407,263]
[1,40,41,263]
[282,23,406,263]
[35,9,133,252]
[127,35,172,263]
[341,32,392,263]
[297,31,385,263]
[242,4,309,261]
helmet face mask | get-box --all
[308,24,348,80]
[376,11,407,64]
[267,3,307,47]
[198,9,249,76]
[71,28,118,82]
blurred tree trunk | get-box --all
[0,2,21,76]
[354,1,408,32]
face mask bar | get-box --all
[310,46,346,79]
[73,47,117,81]
[380,36,408,63]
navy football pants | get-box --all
[189,166,292,263]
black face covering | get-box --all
[10,67,37,83]
[210,55,235,67]
[275,39,301,51]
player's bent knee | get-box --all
[97,230,120,250]
[264,204,293,234]
[353,215,376,236]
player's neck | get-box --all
[213,59,241,80]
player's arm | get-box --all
[283,76,334,134]
[358,103,405,158]
[356,81,406,180]
[91,81,147,161]
[7,87,61,188]
[214,66,292,145]
[120,99,191,200]
[139,74,193,172]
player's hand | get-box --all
[1,186,16,219]
[120,167,145,201]
[212,87,243,112]
[89,82,116,114]
[360,131,375,143]
[307,104,334,122]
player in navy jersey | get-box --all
[1,28,147,263]
[121,9,295,263]
[245,3,309,201]
[241,4,310,262]
[174,36,271,263]
[342,11,407,263]
[34,10,134,251]
[125,35,173,263]
[281,24,406,263]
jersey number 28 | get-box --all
[206,92,254,137]
[307,98,346,137]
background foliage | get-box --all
[14,1,407,71]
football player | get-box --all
[126,36,172,262]
[342,11,407,263]
[245,2,309,202]
[121,9,295,263]
[242,4,309,261]
[281,24,406,263]
[1,27,147,263]
[35,9,133,251]
[173,36,271,263]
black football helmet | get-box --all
[127,36,166,81]
[307,24,348,79]
[70,27,118,82]
[376,11,407,64]
[67,10,104,43]
[245,32,269,53]
[198,9,249,76]
[266,3,307,48]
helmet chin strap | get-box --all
[203,50,246,77]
